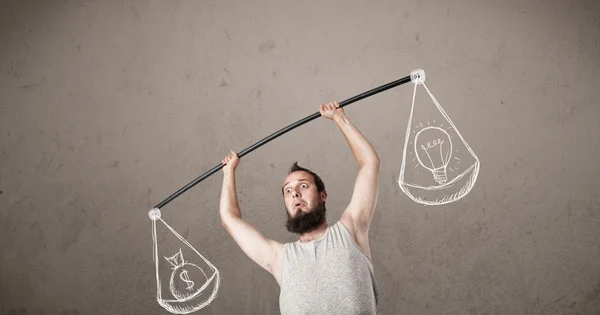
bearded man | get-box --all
[219,101,380,314]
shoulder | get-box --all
[339,214,372,259]
[271,242,285,286]
[339,212,368,237]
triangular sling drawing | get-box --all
[150,208,219,314]
[398,70,480,205]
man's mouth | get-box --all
[294,202,304,209]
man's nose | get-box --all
[292,191,301,198]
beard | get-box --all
[285,201,327,234]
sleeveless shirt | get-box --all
[279,221,378,314]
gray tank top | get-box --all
[279,221,378,314]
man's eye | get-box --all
[301,183,307,188]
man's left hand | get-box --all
[319,101,344,120]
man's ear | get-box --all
[321,190,327,202]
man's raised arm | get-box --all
[219,151,283,279]
[320,102,380,236]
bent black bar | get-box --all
[153,74,412,210]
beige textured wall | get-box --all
[1,0,599,314]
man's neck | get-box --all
[298,221,328,243]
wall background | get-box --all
[1,0,599,314]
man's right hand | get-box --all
[221,150,240,174]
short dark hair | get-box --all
[282,162,326,194]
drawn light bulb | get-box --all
[414,126,453,184]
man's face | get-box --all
[282,171,327,234]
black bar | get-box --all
[153,74,412,210]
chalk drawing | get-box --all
[150,208,220,314]
[398,69,480,205]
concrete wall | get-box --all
[1,0,599,314]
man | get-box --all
[219,101,380,314]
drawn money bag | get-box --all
[398,70,480,205]
[150,208,220,314]
[165,249,206,300]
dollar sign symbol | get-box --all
[180,269,195,290]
